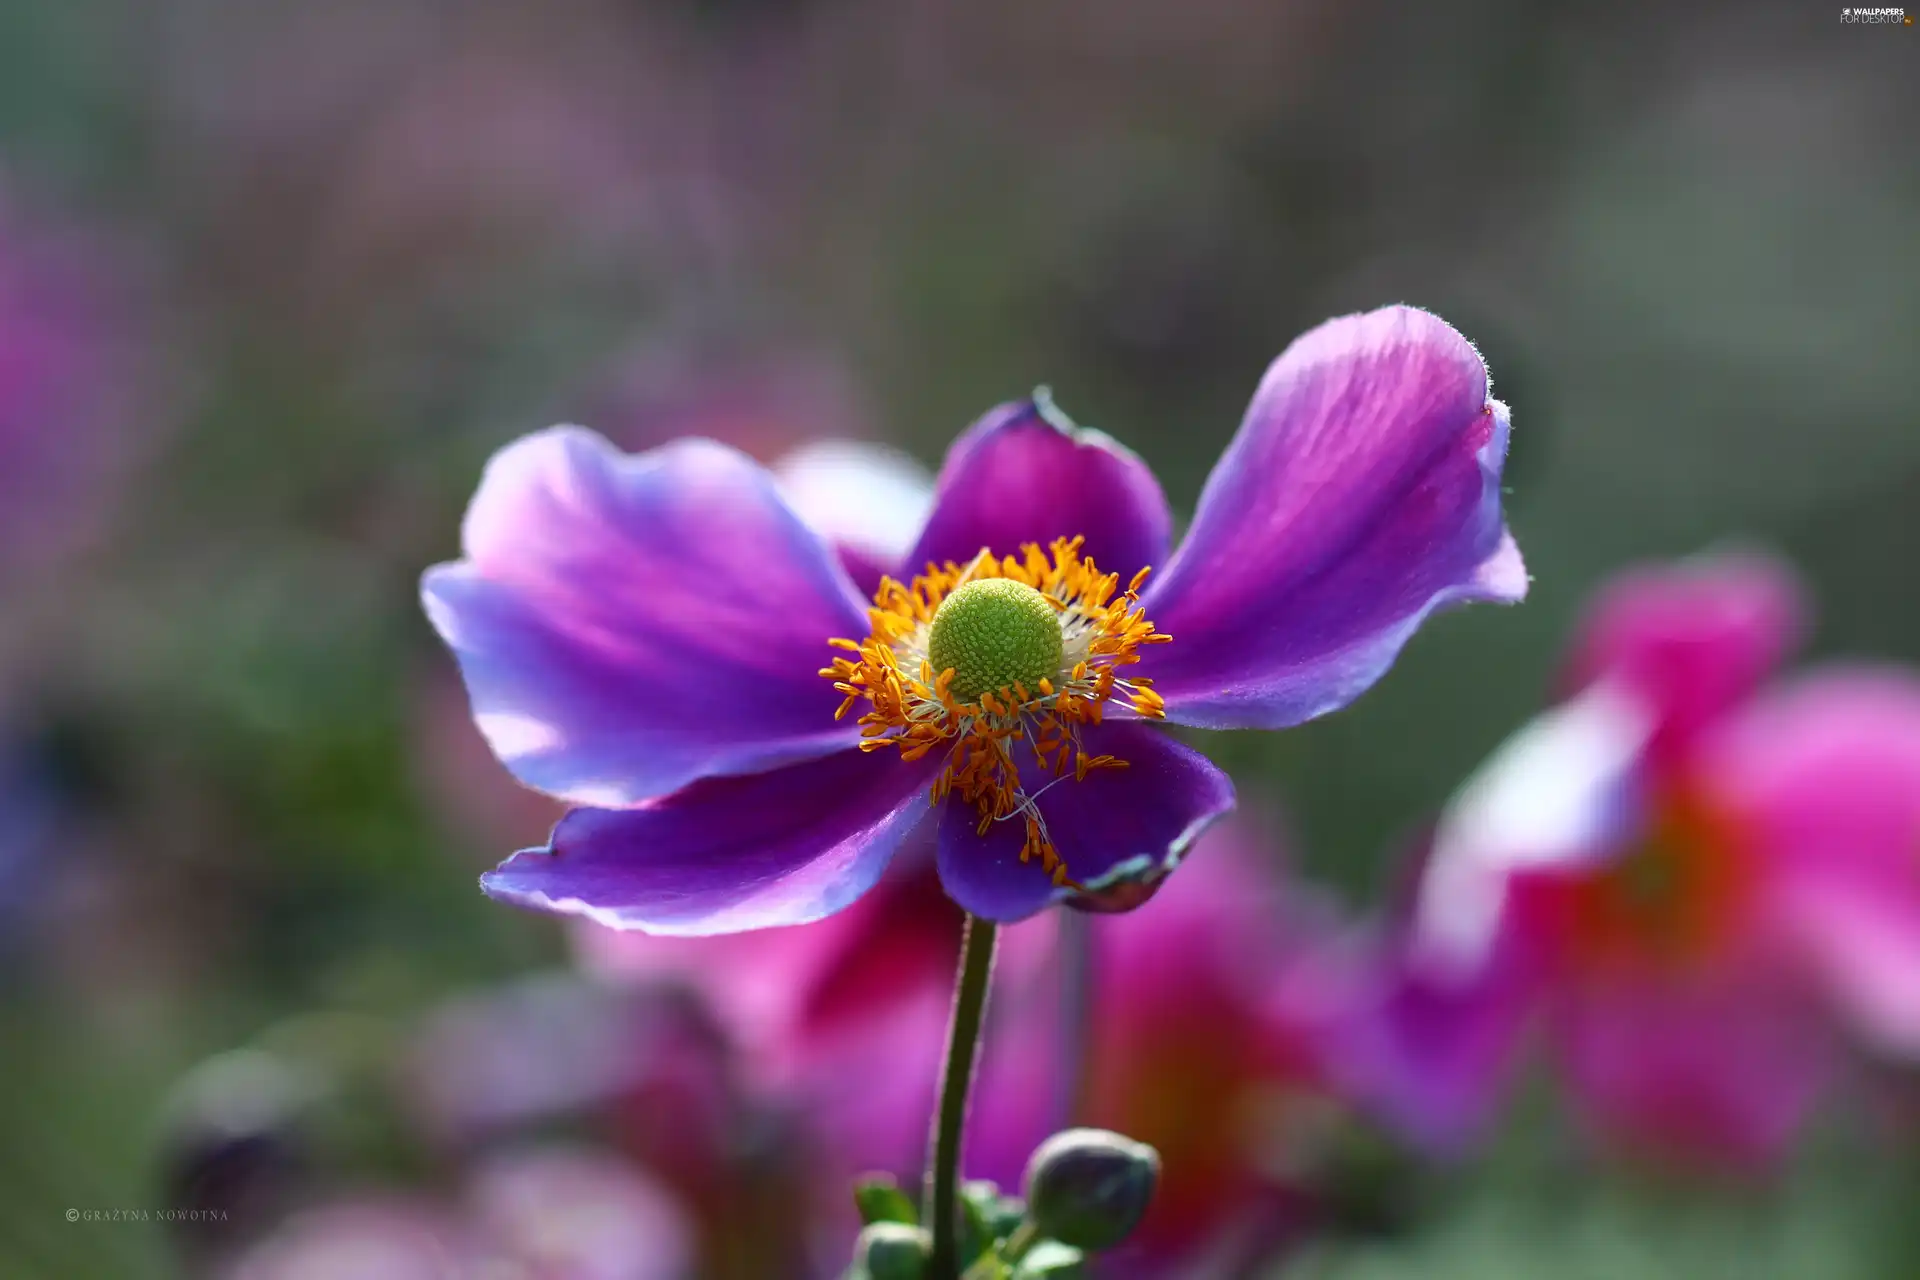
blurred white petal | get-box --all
[774,439,933,566]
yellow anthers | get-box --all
[824,535,1171,885]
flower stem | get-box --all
[927,913,999,1280]
[1001,1221,1041,1264]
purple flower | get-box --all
[410,353,922,858]
[423,305,1523,931]
[1350,553,1920,1166]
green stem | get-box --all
[1001,1221,1041,1265]
[927,914,999,1280]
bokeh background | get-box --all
[3,0,1917,1275]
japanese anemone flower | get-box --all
[1348,553,1920,1165]
[422,305,1524,932]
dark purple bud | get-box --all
[1022,1128,1159,1253]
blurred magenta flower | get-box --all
[0,187,153,585]
[586,815,1359,1274]
[224,1145,692,1280]
[397,973,818,1277]
[574,850,970,1090]
[424,306,1523,931]
[1356,553,1920,1166]
[1062,828,1348,1269]
[975,821,1351,1274]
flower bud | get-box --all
[855,1221,932,1280]
[1022,1128,1159,1253]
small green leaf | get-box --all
[853,1174,919,1227]
[959,1182,996,1266]
[962,1179,1026,1242]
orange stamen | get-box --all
[822,535,1171,882]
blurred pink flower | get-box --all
[395,972,820,1277]
[224,1145,693,1280]
[1038,819,1347,1272]
[582,813,1354,1275]
[1355,553,1920,1167]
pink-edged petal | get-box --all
[1138,306,1523,730]
[1701,667,1920,1055]
[1562,551,1806,756]
[1551,976,1831,1168]
[772,438,934,597]
[905,394,1173,583]
[421,428,870,808]
[481,749,936,936]
[934,724,1235,923]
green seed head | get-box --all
[926,577,1064,704]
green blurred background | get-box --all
[2,0,1916,1274]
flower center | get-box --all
[821,537,1171,887]
[1561,789,1752,973]
[926,578,1065,704]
